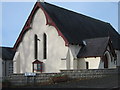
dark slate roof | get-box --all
[77,37,111,58]
[40,2,120,50]
[0,47,15,60]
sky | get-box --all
[1,0,119,47]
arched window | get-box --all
[102,52,109,68]
[43,33,47,59]
[34,34,38,59]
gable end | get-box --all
[13,2,69,50]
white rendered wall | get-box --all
[115,50,120,66]
[68,45,81,69]
[77,57,100,69]
[66,49,71,69]
[13,52,20,73]
[77,58,86,69]
[13,8,68,73]
[85,57,101,69]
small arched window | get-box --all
[43,33,47,59]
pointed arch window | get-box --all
[43,33,47,59]
[34,34,38,59]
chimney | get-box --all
[37,0,44,2]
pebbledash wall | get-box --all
[4,68,120,86]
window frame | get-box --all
[32,60,43,73]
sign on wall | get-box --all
[24,72,36,76]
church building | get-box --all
[13,1,120,73]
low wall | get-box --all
[3,73,62,86]
[61,69,118,79]
[2,68,119,86]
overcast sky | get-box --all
[1,0,119,47]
